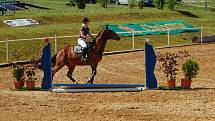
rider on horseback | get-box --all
[78,17,93,61]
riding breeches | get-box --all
[78,38,87,48]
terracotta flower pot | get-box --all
[167,79,176,89]
[26,81,35,90]
[181,79,192,89]
[21,81,24,86]
[13,80,24,89]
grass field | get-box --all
[0,0,215,63]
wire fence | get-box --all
[0,27,214,64]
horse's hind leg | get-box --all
[67,65,78,84]
[52,63,64,81]
[52,50,65,80]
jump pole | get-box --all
[40,37,157,92]
[52,83,145,93]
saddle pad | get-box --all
[74,46,82,54]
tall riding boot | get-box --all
[81,47,87,61]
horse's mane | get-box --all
[95,28,103,39]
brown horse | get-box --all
[52,26,121,84]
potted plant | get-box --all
[12,65,25,89]
[181,59,199,89]
[157,51,190,89]
[25,66,37,90]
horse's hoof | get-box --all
[87,80,93,84]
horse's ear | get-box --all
[106,25,109,30]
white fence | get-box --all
[0,27,207,64]
[180,0,215,9]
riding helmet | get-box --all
[82,17,90,23]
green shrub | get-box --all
[168,0,176,10]
[66,0,76,6]
[182,59,199,80]
[128,0,137,9]
[70,0,76,4]
[98,0,108,8]
[12,66,24,81]
[75,0,86,9]
[153,0,165,10]
[138,0,145,9]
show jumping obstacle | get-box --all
[40,37,157,93]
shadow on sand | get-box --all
[177,10,200,18]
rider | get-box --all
[78,17,93,61]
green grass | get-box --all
[0,1,215,63]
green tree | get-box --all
[153,0,165,10]
[99,0,108,8]
[138,0,145,9]
[128,0,137,9]
[74,0,86,9]
[168,0,176,10]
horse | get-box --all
[51,26,121,84]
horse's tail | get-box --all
[51,53,57,67]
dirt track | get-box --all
[0,44,215,121]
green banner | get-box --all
[108,20,200,37]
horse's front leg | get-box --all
[87,66,97,84]
[67,65,78,84]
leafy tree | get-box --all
[168,0,176,10]
[128,0,137,9]
[138,0,145,9]
[74,0,86,9]
[153,0,165,10]
[98,0,108,8]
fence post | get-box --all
[13,0,16,14]
[132,33,135,49]
[54,34,57,54]
[6,38,8,63]
[4,0,7,14]
[200,27,203,43]
[167,30,170,46]
[204,1,207,11]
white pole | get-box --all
[201,27,203,43]
[6,38,9,63]
[54,34,57,53]
[52,87,145,93]
[167,30,170,46]
[132,33,135,49]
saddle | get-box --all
[74,42,94,54]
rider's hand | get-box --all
[86,36,91,41]
[91,36,95,40]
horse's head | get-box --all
[103,25,121,40]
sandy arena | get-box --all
[0,44,214,121]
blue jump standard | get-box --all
[53,84,144,88]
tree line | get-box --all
[69,0,178,10]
